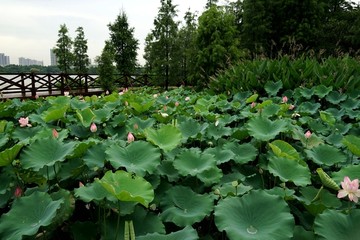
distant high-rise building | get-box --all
[18,57,43,66]
[50,49,57,66]
[0,53,10,66]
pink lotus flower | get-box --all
[90,123,97,133]
[251,102,256,108]
[289,104,295,110]
[52,129,59,138]
[64,91,70,97]
[14,186,23,198]
[304,130,312,139]
[19,117,31,127]
[282,96,288,103]
[337,176,360,203]
[127,132,135,143]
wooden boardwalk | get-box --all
[0,73,152,99]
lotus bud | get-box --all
[289,104,295,110]
[14,186,23,198]
[90,123,97,133]
[127,132,135,143]
[305,130,312,139]
[251,102,256,108]
[133,123,139,130]
[282,96,288,103]
[52,129,59,138]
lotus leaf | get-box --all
[206,124,232,140]
[264,80,283,96]
[83,143,107,170]
[0,143,23,167]
[331,164,360,183]
[342,135,360,157]
[20,137,76,171]
[160,186,213,227]
[297,102,321,115]
[245,93,258,103]
[97,170,154,208]
[137,226,198,240]
[314,209,360,240]
[305,144,346,166]
[106,141,161,176]
[197,166,223,186]
[268,156,311,186]
[204,146,235,164]
[42,105,68,122]
[247,117,287,141]
[223,142,258,164]
[268,140,301,161]
[173,148,216,176]
[145,125,182,152]
[74,181,117,202]
[76,108,95,127]
[325,91,347,104]
[320,111,336,126]
[215,190,294,240]
[314,85,333,98]
[0,191,63,240]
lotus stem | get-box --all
[311,185,323,203]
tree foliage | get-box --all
[53,24,73,73]
[108,10,139,75]
[96,42,116,91]
[73,26,90,74]
[144,0,179,89]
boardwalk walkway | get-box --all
[0,73,151,99]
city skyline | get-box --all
[0,0,219,66]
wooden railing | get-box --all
[0,73,153,98]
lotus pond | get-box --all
[0,82,359,239]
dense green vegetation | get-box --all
[0,85,359,239]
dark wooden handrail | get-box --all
[0,73,154,98]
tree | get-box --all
[195,5,242,86]
[73,26,90,74]
[145,0,179,89]
[96,41,116,92]
[206,0,219,9]
[108,10,138,77]
[53,24,73,73]
[176,10,198,85]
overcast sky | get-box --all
[1,0,220,66]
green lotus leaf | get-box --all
[50,189,75,227]
[264,80,283,96]
[197,166,223,186]
[297,102,321,115]
[320,111,336,126]
[246,117,287,141]
[12,126,43,142]
[292,226,315,240]
[215,190,294,240]
[331,164,360,183]
[340,97,359,110]
[214,182,252,198]
[137,226,198,240]
[83,143,107,170]
[145,125,182,152]
[128,97,154,114]
[70,97,90,110]
[97,170,154,208]
[106,141,161,176]
[298,87,314,99]
[262,103,281,117]
[0,133,8,149]
[314,209,360,240]
[127,206,165,236]
[157,160,180,182]
[178,117,206,139]
[93,108,112,122]
[206,124,232,140]
[325,91,347,104]
[314,85,333,98]
[20,137,76,171]
[264,187,295,199]
[268,156,311,186]
[204,147,235,164]
[173,148,216,177]
[223,142,258,164]
[160,186,214,227]
[76,108,95,127]
[245,93,258,103]
[0,143,23,167]
[268,140,301,161]
[74,181,116,203]
[42,105,68,122]
[342,135,360,157]
[305,144,347,166]
[0,191,63,240]
[126,116,155,132]
[297,186,341,210]
[292,126,324,149]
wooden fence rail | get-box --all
[0,73,153,98]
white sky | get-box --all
[0,0,217,66]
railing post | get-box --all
[31,72,36,97]
[48,74,52,95]
[60,73,65,95]
[21,73,26,97]
[84,74,88,94]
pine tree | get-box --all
[73,26,90,74]
[96,41,116,92]
[108,10,139,77]
[145,0,179,89]
[54,24,73,73]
